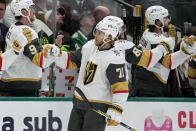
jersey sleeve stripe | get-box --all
[0,56,2,70]
[162,54,172,69]
[146,51,152,67]
[66,52,78,69]
[188,66,196,79]
[113,90,129,94]
[138,50,152,67]
[32,52,43,67]
[40,52,43,68]
[66,52,70,69]
[192,55,196,59]
[111,81,129,94]
[169,55,171,69]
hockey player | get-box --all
[125,5,196,97]
[55,19,128,131]
[102,15,176,97]
[103,16,175,69]
[0,0,60,96]
[55,15,179,130]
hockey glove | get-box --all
[168,24,176,37]
[23,28,33,44]
[180,36,196,56]
[159,37,175,55]
[43,44,62,58]
[168,24,178,47]
[50,44,62,57]
[168,24,176,38]
[106,104,123,126]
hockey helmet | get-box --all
[95,19,119,40]
[103,16,124,32]
[145,6,169,27]
[13,0,34,17]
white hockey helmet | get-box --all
[145,5,169,27]
[13,0,34,17]
[95,19,119,40]
[103,16,124,32]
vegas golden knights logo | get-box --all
[83,61,98,85]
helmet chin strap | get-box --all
[22,10,32,25]
[155,22,164,34]
[99,35,112,49]
[26,16,32,24]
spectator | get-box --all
[45,6,75,51]
[59,0,95,18]
[88,5,110,40]
[58,4,80,36]
[0,0,8,52]
[33,0,47,23]
[33,17,54,45]
[72,11,95,49]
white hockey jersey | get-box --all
[0,49,19,71]
[115,39,168,68]
[136,29,190,84]
[56,40,129,108]
[1,22,56,90]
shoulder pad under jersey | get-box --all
[115,40,135,51]
[143,29,166,45]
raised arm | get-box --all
[125,37,174,68]
[161,36,196,70]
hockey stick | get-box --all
[49,0,57,97]
[74,87,137,131]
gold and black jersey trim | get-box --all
[0,78,42,90]
[83,61,98,85]
[70,49,82,68]
[23,39,43,67]
[153,72,167,84]
[137,50,152,67]
[32,52,43,67]
[162,54,171,70]
[106,63,127,85]
[125,46,152,67]
[111,81,129,94]
[74,94,112,105]
[192,54,196,59]
[1,78,42,82]
[188,60,196,79]
[188,65,196,79]
[108,104,123,114]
